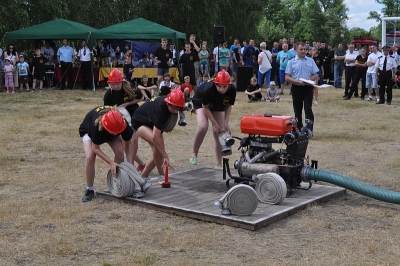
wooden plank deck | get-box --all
[97,168,345,230]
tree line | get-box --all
[0,0,388,46]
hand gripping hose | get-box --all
[214,184,258,216]
[254,173,287,205]
[107,161,151,198]
[301,166,400,204]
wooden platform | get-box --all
[98,168,345,230]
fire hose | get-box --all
[301,166,400,204]
[215,184,259,216]
[254,173,287,204]
[107,161,151,198]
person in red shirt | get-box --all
[177,76,194,126]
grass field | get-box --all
[1,87,400,266]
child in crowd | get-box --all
[245,77,262,102]
[159,73,176,96]
[32,55,46,90]
[178,76,194,126]
[266,81,280,102]
[3,58,15,94]
[198,41,210,80]
[17,55,30,91]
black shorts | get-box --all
[132,120,153,131]
[19,76,29,84]
[34,73,45,80]
[192,97,203,110]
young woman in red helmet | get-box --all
[78,107,133,202]
[190,70,236,166]
[131,88,185,177]
[103,68,146,170]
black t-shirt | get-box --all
[133,96,172,131]
[355,54,368,72]
[33,57,46,76]
[312,55,323,69]
[194,82,236,111]
[103,88,141,116]
[79,106,133,145]
[179,52,196,84]
[319,48,329,62]
[190,43,200,62]
[247,84,260,93]
[155,47,172,69]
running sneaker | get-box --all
[189,156,198,165]
[81,189,96,202]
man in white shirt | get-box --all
[366,45,381,101]
[78,41,92,90]
[213,44,221,73]
[344,44,359,98]
[257,42,272,98]
[375,46,396,105]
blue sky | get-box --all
[345,0,383,30]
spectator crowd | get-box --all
[0,35,398,105]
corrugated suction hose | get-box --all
[301,166,400,204]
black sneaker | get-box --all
[387,102,392,105]
[81,189,96,202]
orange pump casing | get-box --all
[240,115,294,136]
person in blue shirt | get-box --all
[17,55,30,91]
[57,39,74,89]
[285,42,319,131]
[277,43,291,93]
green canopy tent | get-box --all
[4,18,97,40]
[4,19,97,91]
[93,17,186,40]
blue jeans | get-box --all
[258,69,271,90]
[334,63,344,88]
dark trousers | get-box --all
[80,61,92,90]
[378,70,393,103]
[345,66,356,96]
[271,60,281,87]
[291,85,314,130]
[349,69,366,98]
[323,61,330,80]
[60,61,72,89]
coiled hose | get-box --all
[301,166,400,204]
[215,184,259,216]
[107,161,151,198]
[254,173,287,205]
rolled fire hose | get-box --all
[107,161,151,198]
[215,184,258,216]
[254,173,287,204]
[301,166,400,204]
